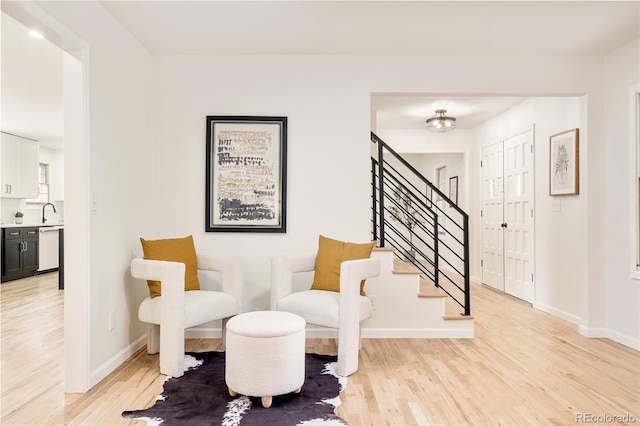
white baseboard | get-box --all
[186,326,338,339]
[578,325,607,338]
[185,326,475,339]
[89,335,146,388]
[284,326,475,339]
[185,327,339,339]
[533,301,580,324]
[304,327,338,338]
[534,305,639,351]
[579,326,640,350]
[363,327,474,338]
[185,327,222,339]
[605,329,640,351]
[186,322,633,348]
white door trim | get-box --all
[4,0,92,392]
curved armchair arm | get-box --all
[270,255,316,310]
[338,257,381,376]
[131,257,186,284]
[197,255,244,312]
[131,255,243,377]
[131,258,187,316]
[131,257,186,376]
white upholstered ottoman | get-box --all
[225,310,306,408]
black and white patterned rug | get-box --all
[122,351,347,425]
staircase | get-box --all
[359,247,473,338]
[362,132,473,338]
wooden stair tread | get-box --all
[392,258,422,274]
[418,278,447,298]
[443,314,475,320]
[373,245,395,252]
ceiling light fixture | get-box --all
[426,109,456,132]
[29,29,44,39]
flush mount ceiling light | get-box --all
[426,109,456,132]
[29,29,44,39]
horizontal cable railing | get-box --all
[371,131,470,316]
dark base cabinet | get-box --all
[58,228,64,290]
[1,227,39,283]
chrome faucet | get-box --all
[42,203,57,223]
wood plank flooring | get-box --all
[1,273,639,425]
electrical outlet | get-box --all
[108,310,115,331]
[369,295,377,310]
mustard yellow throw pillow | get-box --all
[311,235,375,296]
[140,235,200,298]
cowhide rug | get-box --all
[122,351,347,425]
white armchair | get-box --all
[131,255,243,377]
[271,255,380,376]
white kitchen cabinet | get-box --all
[1,132,39,199]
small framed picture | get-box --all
[549,128,579,196]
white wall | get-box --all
[603,39,640,349]
[377,128,474,154]
[152,56,375,312]
[473,97,583,323]
[34,0,155,386]
[392,152,466,206]
[419,153,465,206]
[152,55,609,324]
[28,0,640,390]
[374,129,472,211]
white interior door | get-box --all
[481,129,535,303]
[503,131,534,303]
[481,142,504,291]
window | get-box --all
[27,163,50,204]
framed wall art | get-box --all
[549,128,579,196]
[206,116,287,232]
[449,176,458,205]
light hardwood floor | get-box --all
[1,272,639,425]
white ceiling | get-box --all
[2,1,638,147]
[372,94,527,130]
[100,1,639,57]
[1,11,63,149]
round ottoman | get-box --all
[225,311,306,408]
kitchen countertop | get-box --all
[1,223,64,229]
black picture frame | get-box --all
[206,116,287,233]
[449,176,458,205]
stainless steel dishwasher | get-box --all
[38,226,60,272]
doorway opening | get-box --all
[1,2,90,392]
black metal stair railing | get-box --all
[371,131,471,316]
